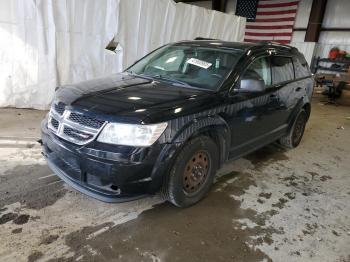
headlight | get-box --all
[97,122,168,147]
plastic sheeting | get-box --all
[0,0,245,109]
[118,0,245,68]
[0,0,120,109]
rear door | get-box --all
[292,55,314,99]
[267,55,296,132]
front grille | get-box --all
[54,102,65,115]
[48,104,106,145]
[51,118,59,130]
[68,112,104,129]
[63,126,94,142]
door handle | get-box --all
[295,87,302,92]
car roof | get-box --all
[173,39,297,53]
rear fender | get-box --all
[288,96,311,131]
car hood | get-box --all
[55,73,221,124]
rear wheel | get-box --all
[161,136,219,207]
[279,109,307,149]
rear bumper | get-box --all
[41,118,170,203]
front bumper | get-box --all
[41,118,168,203]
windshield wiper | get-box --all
[127,72,193,88]
[153,75,192,87]
[126,71,155,81]
[126,70,139,76]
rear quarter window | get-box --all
[271,56,294,84]
[293,56,311,79]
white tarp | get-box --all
[0,0,245,109]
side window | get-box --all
[242,57,271,86]
[271,56,294,84]
[293,56,311,79]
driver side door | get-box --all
[228,56,276,156]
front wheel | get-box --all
[279,109,307,149]
[161,136,219,207]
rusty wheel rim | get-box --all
[183,150,210,195]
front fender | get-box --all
[175,116,231,165]
[149,115,231,192]
[171,115,229,143]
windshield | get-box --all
[127,45,243,91]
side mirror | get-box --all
[239,77,266,93]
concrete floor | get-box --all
[0,98,349,262]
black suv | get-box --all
[41,40,313,207]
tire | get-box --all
[161,136,219,207]
[279,109,307,149]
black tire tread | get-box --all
[279,109,307,149]
[161,136,218,207]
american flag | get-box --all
[239,0,300,44]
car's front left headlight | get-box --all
[97,122,168,147]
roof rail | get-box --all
[257,41,294,49]
[194,37,218,41]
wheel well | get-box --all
[187,128,228,167]
[303,103,311,120]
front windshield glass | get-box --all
[127,44,243,90]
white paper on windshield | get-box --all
[186,58,212,69]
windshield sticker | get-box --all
[186,58,212,69]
